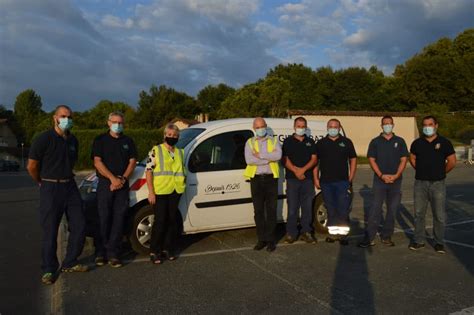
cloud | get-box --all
[0,0,278,110]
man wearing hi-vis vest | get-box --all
[145,124,185,265]
[244,117,282,252]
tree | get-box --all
[257,77,290,117]
[13,89,45,144]
[197,84,235,119]
[76,100,136,129]
[135,85,199,128]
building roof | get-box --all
[288,110,418,117]
[169,117,200,126]
[0,118,8,124]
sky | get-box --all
[1,0,473,111]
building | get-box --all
[0,119,18,148]
[169,118,200,130]
[288,111,419,157]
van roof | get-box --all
[190,118,327,131]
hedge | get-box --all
[74,128,164,170]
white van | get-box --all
[80,118,332,254]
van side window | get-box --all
[188,130,253,173]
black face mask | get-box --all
[165,137,178,146]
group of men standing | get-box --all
[244,115,456,254]
[27,106,456,285]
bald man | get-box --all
[244,117,282,252]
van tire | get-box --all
[129,205,154,255]
[313,193,328,234]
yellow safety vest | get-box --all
[151,144,186,195]
[243,136,280,179]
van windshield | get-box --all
[176,128,205,149]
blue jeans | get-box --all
[286,179,315,237]
[414,180,446,245]
[39,181,85,273]
[320,180,352,227]
[366,179,402,241]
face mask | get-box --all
[295,128,306,136]
[255,128,267,137]
[382,124,393,134]
[423,126,435,137]
[111,123,123,134]
[327,128,339,137]
[165,137,178,146]
[58,117,73,131]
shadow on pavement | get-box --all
[330,220,375,314]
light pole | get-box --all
[21,142,24,170]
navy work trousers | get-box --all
[250,175,278,243]
[286,178,315,238]
[38,181,85,273]
[366,179,402,241]
[95,179,130,258]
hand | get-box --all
[294,167,305,179]
[252,151,260,159]
[381,174,394,184]
[148,193,156,205]
[314,178,321,189]
[110,176,123,191]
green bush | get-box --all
[74,128,164,170]
[455,125,474,143]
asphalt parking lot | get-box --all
[1,165,473,314]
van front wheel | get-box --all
[313,194,328,234]
[129,205,154,255]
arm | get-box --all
[259,140,282,162]
[27,159,41,184]
[301,155,317,173]
[409,153,416,169]
[368,157,383,178]
[146,170,156,205]
[348,157,357,183]
[244,141,268,165]
[93,157,123,190]
[313,165,320,189]
[445,154,456,173]
[122,158,137,181]
[393,156,408,180]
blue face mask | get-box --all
[58,117,73,131]
[423,126,435,137]
[295,128,306,136]
[328,128,339,137]
[255,128,267,137]
[111,123,124,134]
[382,124,393,134]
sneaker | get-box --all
[253,241,267,251]
[95,256,106,267]
[381,238,395,246]
[283,234,296,244]
[41,272,55,285]
[108,258,123,268]
[358,239,375,248]
[61,264,89,273]
[409,243,425,251]
[434,244,446,254]
[300,232,318,244]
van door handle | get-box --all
[245,180,250,183]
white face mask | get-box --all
[295,128,306,136]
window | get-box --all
[189,130,253,173]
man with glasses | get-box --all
[92,111,137,267]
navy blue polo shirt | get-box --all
[410,135,455,181]
[28,129,78,179]
[315,135,357,183]
[91,132,137,182]
[367,134,409,182]
[282,134,317,180]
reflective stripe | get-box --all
[153,171,174,176]
[174,172,185,177]
[157,145,164,173]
